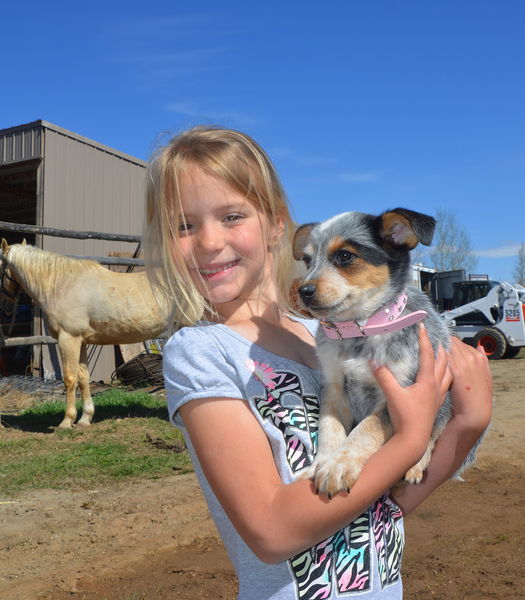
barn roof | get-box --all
[0,120,147,167]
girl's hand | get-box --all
[448,336,492,431]
[371,324,452,450]
[389,337,492,516]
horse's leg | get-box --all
[77,344,94,427]
[57,332,82,429]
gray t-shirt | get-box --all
[164,317,404,600]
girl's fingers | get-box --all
[373,324,445,399]
[433,344,449,383]
[370,361,399,395]
[439,364,453,402]
[449,336,489,375]
[415,323,435,383]
[476,342,487,357]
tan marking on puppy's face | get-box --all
[302,276,342,309]
[328,239,390,290]
[338,259,390,290]
[304,237,391,318]
[326,236,347,257]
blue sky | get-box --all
[2,0,524,282]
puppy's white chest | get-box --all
[342,356,374,382]
[318,337,414,387]
[318,342,376,384]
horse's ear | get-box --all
[1,238,8,253]
[21,239,27,245]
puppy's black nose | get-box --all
[298,283,316,303]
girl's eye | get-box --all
[178,222,193,233]
[335,249,354,266]
[224,213,244,224]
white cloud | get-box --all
[339,171,380,183]
[474,243,523,258]
[106,15,231,82]
[164,101,261,127]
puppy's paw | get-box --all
[404,464,425,484]
[405,444,433,484]
[312,451,366,498]
[295,465,316,482]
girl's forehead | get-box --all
[180,165,228,192]
[177,165,263,215]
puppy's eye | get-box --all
[335,249,354,266]
[302,255,311,267]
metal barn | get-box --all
[0,120,148,382]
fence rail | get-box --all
[0,220,141,243]
[1,336,57,347]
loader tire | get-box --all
[503,345,522,359]
[473,328,507,360]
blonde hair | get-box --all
[143,126,296,330]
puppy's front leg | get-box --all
[317,377,353,456]
[298,362,352,483]
[314,408,393,497]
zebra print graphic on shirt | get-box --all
[254,370,319,471]
[290,511,372,597]
[251,366,404,597]
[372,498,404,587]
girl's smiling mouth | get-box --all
[197,260,240,279]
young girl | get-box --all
[143,126,492,599]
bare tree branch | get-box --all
[429,209,477,272]
[513,243,525,285]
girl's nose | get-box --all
[197,222,224,252]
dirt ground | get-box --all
[1,357,524,600]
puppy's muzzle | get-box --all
[298,283,316,305]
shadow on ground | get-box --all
[1,392,168,433]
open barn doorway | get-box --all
[0,160,39,376]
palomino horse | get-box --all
[0,240,169,428]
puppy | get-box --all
[293,208,479,497]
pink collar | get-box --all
[320,291,427,340]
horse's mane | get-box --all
[8,244,102,299]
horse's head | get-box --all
[0,238,23,314]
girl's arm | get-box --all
[179,325,450,563]
[389,337,493,515]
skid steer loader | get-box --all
[440,280,525,359]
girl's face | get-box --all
[175,166,280,315]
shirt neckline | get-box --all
[197,316,320,373]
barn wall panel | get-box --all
[39,125,148,383]
[41,128,147,259]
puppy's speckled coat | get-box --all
[293,208,479,497]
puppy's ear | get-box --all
[379,208,436,249]
[293,223,317,260]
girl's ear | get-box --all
[268,215,285,248]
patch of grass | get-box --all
[3,388,169,431]
[0,390,192,497]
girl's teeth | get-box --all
[199,261,236,275]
